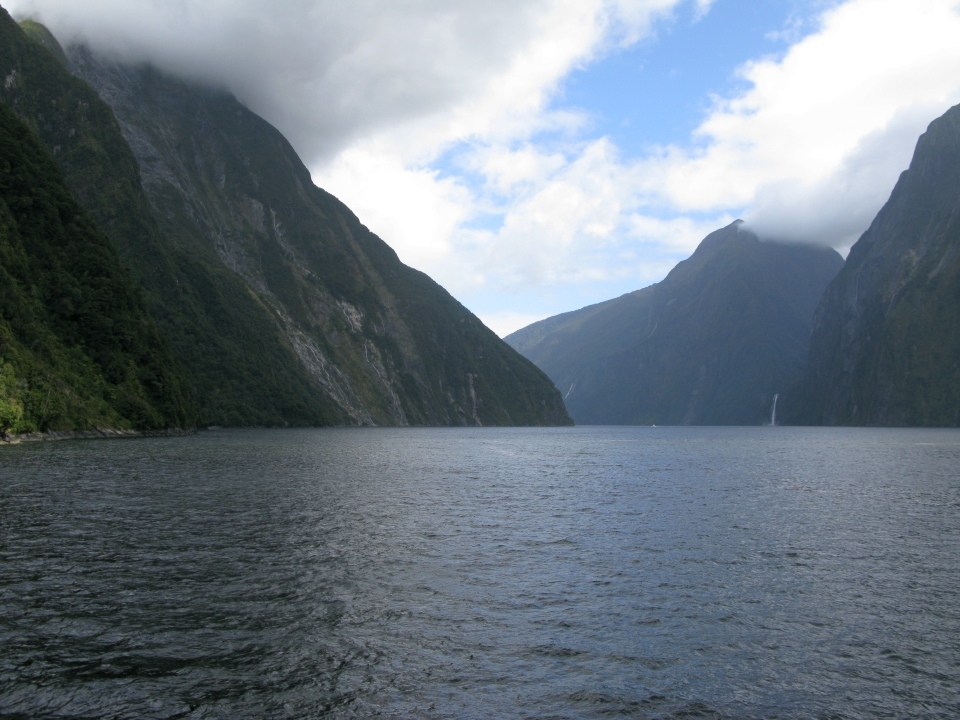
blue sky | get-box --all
[308,0,960,334]
[10,0,960,335]
[436,0,823,318]
[563,1,799,151]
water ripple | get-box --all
[1,426,959,718]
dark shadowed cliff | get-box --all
[507,223,843,425]
[0,101,191,433]
[0,8,570,427]
[787,103,960,426]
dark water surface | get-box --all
[1,426,959,719]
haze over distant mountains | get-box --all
[507,224,843,425]
[509,103,960,428]
[0,8,571,434]
[3,0,958,433]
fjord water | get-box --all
[1,427,958,719]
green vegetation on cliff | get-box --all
[0,7,570,427]
[0,102,191,433]
[18,18,68,67]
[0,7,344,426]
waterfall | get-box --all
[770,393,779,427]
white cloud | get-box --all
[654,0,960,243]
[319,0,960,329]
[478,311,555,338]
[693,0,716,22]
[9,0,960,337]
[321,144,471,271]
[6,0,632,164]
[743,103,940,249]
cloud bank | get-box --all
[5,0,675,164]
[7,0,960,335]
[699,0,960,249]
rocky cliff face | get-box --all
[788,104,960,426]
[507,222,843,425]
[1,9,570,427]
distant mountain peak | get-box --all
[507,224,842,425]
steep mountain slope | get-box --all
[1,8,570,427]
[507,222,843,425]
[0,101,191,433]
[1,8,338,426]
[788,104,960,426]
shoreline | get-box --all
[0,427,196,445]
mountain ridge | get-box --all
[507,222,843,425]
[787,102,960,426]
[0,7,571,428]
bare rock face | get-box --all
[67,49,570,427]
[507,222,843,426]
[788,104,960,426]
[1,8,570,427]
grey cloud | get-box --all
[6,0,553,165]
[744,104,944,250]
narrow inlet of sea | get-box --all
[2,426,958,719]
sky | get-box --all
[7,0,960,336]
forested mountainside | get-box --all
[507,223,842,425]
[0,7,571,428]
[0,102,191,433]
[787,103,960,426]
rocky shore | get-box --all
[0,428,195,445]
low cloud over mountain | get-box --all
[9,0,960,336]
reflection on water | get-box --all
[1,426,959,718]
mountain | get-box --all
[788,103,960,426]
[2,10,331,427]
[0,101,191,433]
[0,8,570,428]
[506,222,843,425]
